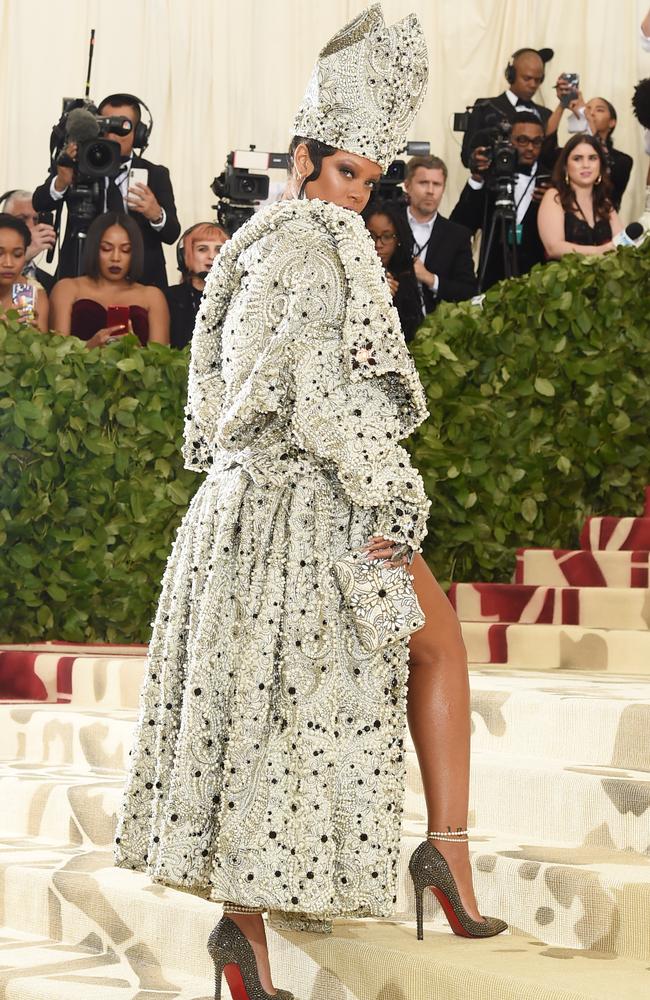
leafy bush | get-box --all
[0,320,197,642]
[407,241,650,585]
[1,241,649,641]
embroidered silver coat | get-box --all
[114,197,430,923]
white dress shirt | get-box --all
[406,208,439,301]
[468,162,538,225]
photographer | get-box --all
[33,93,180,290]
[461,48,552,168]
[362,200,422,342]
[1,189,56,293]
[451,114,549,291]
[397,155,476,314]
[543,82,632,211]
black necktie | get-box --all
[106,174,125,213]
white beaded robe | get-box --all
[114,197,431,922]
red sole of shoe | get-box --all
[223,962,252,1000]
[429,886,478,938]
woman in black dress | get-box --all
[537,134,622,259]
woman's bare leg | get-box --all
[405,553,483,921]
[224,913,277,994]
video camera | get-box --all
[50,98,132,185]
[454,105,518,204]
[211,147,281,235]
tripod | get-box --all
[477,177,519,293]
[66,181,104,277]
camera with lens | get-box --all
[211,148,272,235]
[468,119,518,207]
[49,97,134,221]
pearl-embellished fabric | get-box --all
[114,197,430,926]
[292,4,428,173]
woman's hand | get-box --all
[362,535,412,567]
[386,271,399,297]
[85,324,128,349]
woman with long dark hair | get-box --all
[50,212,169,347]
[114,9,506,999]
[538,133,622,259]
[362,198,423,342]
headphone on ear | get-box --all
[176,222,217,274]
[505,48,547,86]
[99,93,154,152]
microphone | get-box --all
[65,108,100,144]
[613,222,644,248]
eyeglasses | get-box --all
[512,136,544,148]
[369,232,398,246]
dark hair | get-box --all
[98,93,142,124]
[0,212,31,249]
[362,199,414,277]
[405,155,448,183]
[287,136,337,197]
[510,112,545,130]
[589,97,617,148]
[552,134,612,222]
[632,77,650,130]
[82,212,144,281]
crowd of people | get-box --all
[2,17,650,350]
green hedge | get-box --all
[0,322,196,642]
[409,240,650,584]
[1,241,649,641]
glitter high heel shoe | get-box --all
[409,832,508,940]
[207,915,295,1000]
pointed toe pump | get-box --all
[409,836,508,940]
[207,915,295,1000]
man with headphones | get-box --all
[460,49,553,168]
[33,93,180,290]
[166,222,228,349]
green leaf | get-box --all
[534,377,555,397]
[521,498,538,523]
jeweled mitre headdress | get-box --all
[292,4,428,173]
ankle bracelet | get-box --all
[223,901,266,915]
[427,827,469,842]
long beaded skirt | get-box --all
[114,464,409,921]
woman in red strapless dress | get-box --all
[49,212,170,348]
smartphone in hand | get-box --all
[11,282,36,320]
[560,73,580,108]
[106,304,130,338]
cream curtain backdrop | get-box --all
[0,0,649,280]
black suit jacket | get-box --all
[461,92,552,168]
[33,266,55,295]
[398,208,476,313]
[32,155,180,290]
[165,281,201,350]
[450,177,546,290]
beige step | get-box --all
[462,621,650,674]
[2,896,650,1000]
[4,741,648,854]
[4,669,650,774]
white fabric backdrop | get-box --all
[1,0,649,279]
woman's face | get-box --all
[185,229,228,277]
[0,228,27,287]
[98,225,132,281]
[584,99,615,141]
[296,145,383,213]
[566,142,601,189]
[366,213,398,268]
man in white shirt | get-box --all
[451,114,549,291]
[33,94,180,289]
[399,155,476,313]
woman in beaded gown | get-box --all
[114,6,506,997]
